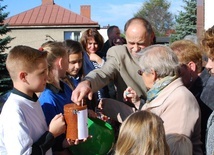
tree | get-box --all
[134,0,174,36]
[0,0,13,96]
[170,0,197,43]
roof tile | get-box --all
[5,2,98,26]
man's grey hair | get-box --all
[138,44,179,78]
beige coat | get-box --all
[85,45,147,101]
[142,78,202,155]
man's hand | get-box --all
[71,80,93,105]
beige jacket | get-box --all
[142,78,202,155]
[85,45,147,101]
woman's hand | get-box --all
[123,86,140,104]
[123,87,141,109]
[89,53,103,65]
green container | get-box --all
[69,118,115,155]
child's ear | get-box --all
[19,71,28,82]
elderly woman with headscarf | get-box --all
[99,44,203,155]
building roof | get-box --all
[4,0,99,27]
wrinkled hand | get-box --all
[123,86,140,103]
[49,113,66,138]
[89,53,103,65]
[71,80,93,105]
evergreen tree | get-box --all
[170,0,197,43]
[0,0,13,96]
[134,0,174,36]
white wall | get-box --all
[98,28,108,42]
[5,27,108,53]
[5,28,88,53]
[205,0,214,30]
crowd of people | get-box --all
[0,16,214,155]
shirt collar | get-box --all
[46,81,64,94]
[12,88,38,102]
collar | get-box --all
[67,74,80,80]
[46,81,64,94]
[12,88,38,102]
[199,68,211,87]
[143,78,183,108]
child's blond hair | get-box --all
[115,110,169,155]
[40,42,67,83]
[6,45,47,81]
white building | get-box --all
[204,0,214,30]
[197,0,214,37]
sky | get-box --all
[2,0,184,31]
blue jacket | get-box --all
[39,81,72,125]
[39,81,72,152]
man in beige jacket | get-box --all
[71,17,154,104]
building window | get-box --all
[64,31,81,41]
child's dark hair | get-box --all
[63,39,84,76]
[63,39,83,55]
[62,39,85,89]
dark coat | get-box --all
[190,68,214,154]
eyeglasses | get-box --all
[138,70,144,76]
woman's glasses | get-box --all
[138,70,144,76]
